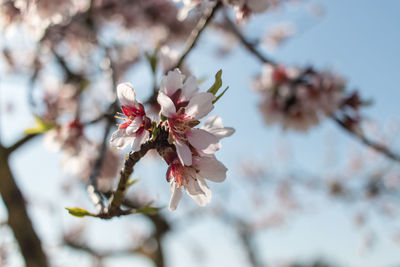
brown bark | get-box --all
[0,146,48,267]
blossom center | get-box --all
[116,105,145,129]
[168,114,198,142]
[167,163,197,186]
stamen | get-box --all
[114,115,126,120]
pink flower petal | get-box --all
[117,83,137,107]
[157,92,176,118]
[169,181,183,211]
[185,177,211,207]
[187,129,221,155]
[185,92,215,120]
[110,128,135,149]
[176,139,192,166]
[160,69,184,96]
[131,130,149,152]
[195,156,227,183]
[126,116,143,135]
[202,116,235,140]
[182,75,198,101]
[203,115,223,129]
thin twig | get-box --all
[95,127,171,219]
[51,48,82,83]
[64,236,137,258]
[146,2,221,106]
[5,114,109,157]
[237,221,264,267]
[171,1,222,72]
[121,198,169,267]
[64,228,164,266]
[27,50,41,113]
[333,117,400,163]
[87,48,119,212]
[87,120,113,213]
[223,10,276,65]
[105,140,158,217]
[5,134,39,156]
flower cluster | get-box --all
[110,69,234,210]
[174,0,279,21]
[1,0,194,72]
[253,64,349,131]
[44,119,121,190]
[225,0,276,21]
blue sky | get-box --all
[1,0,400,266]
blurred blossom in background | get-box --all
[1,0,400,267]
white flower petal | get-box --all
[182,75,198,101]
[207,127,235,140]
[160,69,184,96]
[117,83,137,107]
[176,139,192,166]
[126,116,143,135]
[187,129,221,155]
[131,130,149,152]
[197,177,212,198]
[185,92,215,120]
[169,181,183,211]
[202,116,235,140]
[110,128,135,149]
[186,177,211,207]
[157,92,177,118]
[203,115,223,129]
[195,156,227,183]
[185,175,204,195]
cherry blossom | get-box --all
[62,145,121,191]
[253,64,347,131]
[110,83,151,151]
[226,0,272,20]
[165,153,227,210]
[43,119,120,189]
[173,0,276,21]
[43,119,84,152]
[157,69,220,166]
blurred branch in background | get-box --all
[0,144,48,267]
[0,0,400,267]
[223,12,400,164]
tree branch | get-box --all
[223,10,400,164]
[5,134,39,156]
[87,120,113,213]
[171,1,223,72]
[223,10,276,65]
[64,235,137,259]
[121,198,170,267]
[104,140,158,218]
[94,126,171,219]
[333,116,400,163]
[87,48,119,213]
[0,146,49,267]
